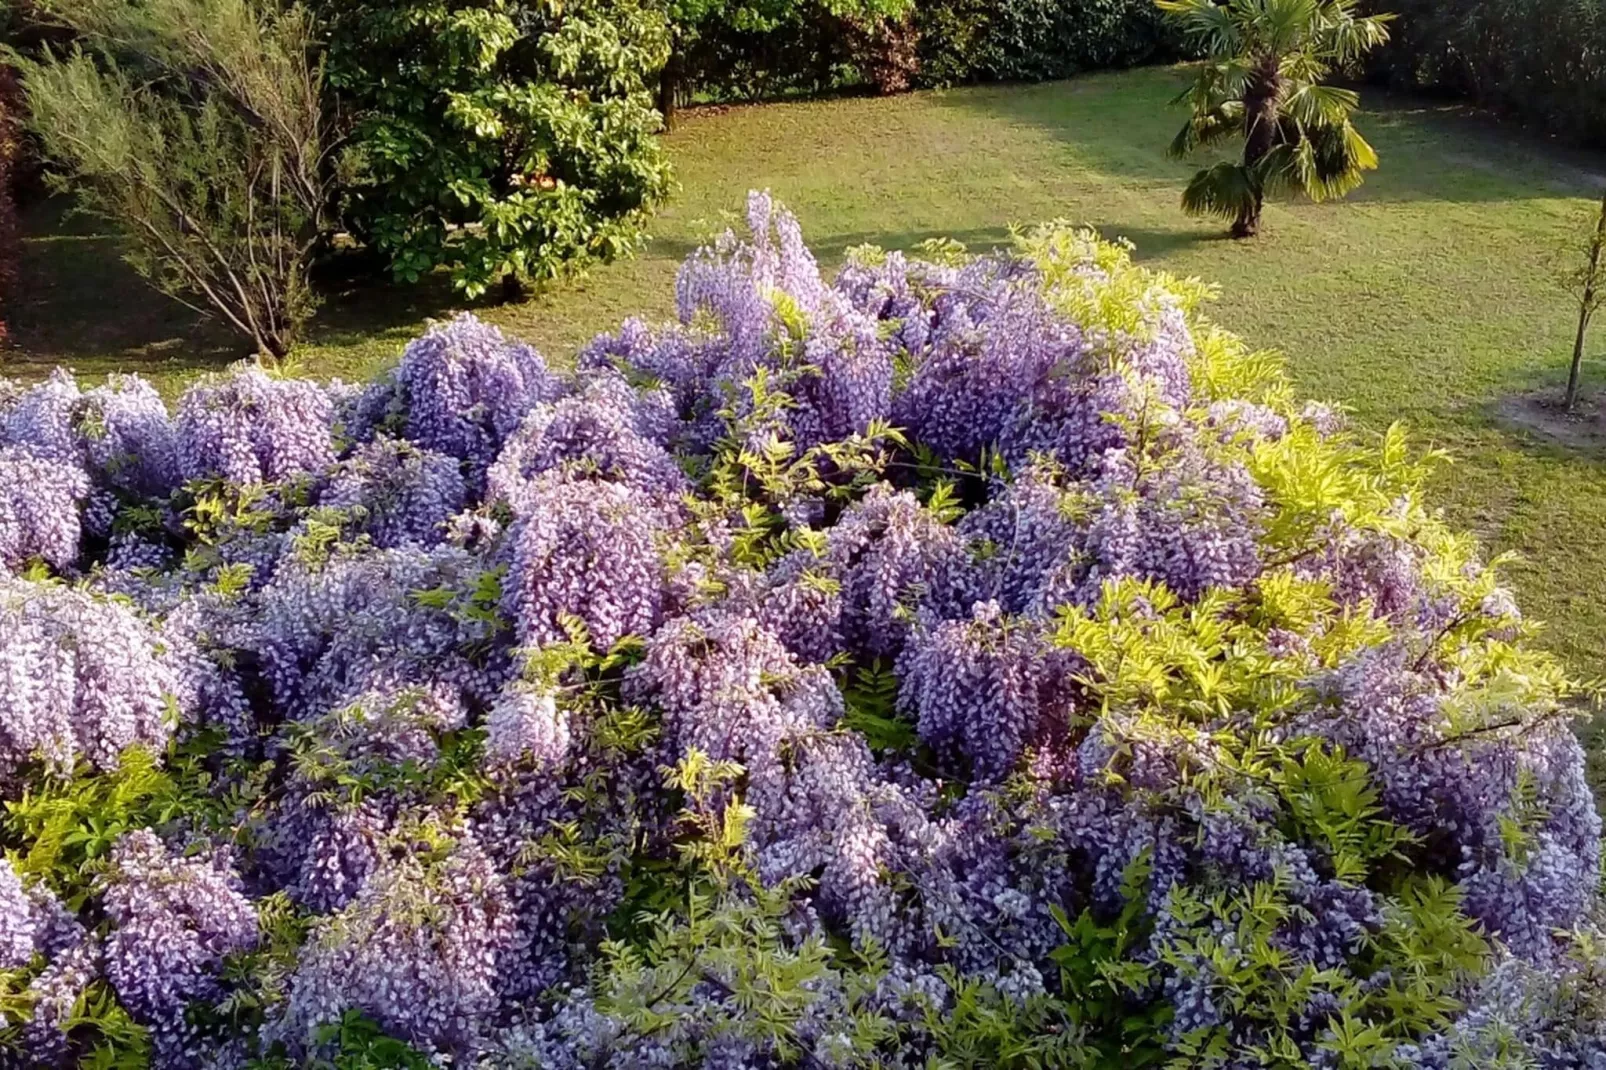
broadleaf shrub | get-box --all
[0,194,1603,1067]
[317,0,674,298]
[841,11,920,95]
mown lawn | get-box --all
[9,64,1606,685]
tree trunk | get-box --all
[1233,58,1282,240]
[258,331,291,364]
[1565,188,1606,410]
[1567,307,1593,410]
[1231,204,1260,239]
[657,57,680,131]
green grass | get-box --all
[9,64,1606,680]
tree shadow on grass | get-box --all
[4,197,485,387]
[936,67,1606,207]
[651,221,1218,269]
[812,223,1219,262]
[295,255,483,378]
[640,225,1024,266]
[5,198,243,385]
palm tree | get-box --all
[1158,0,1393,238]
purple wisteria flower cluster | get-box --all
[0,194,1601,1069]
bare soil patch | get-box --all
[1496,388,1606,454]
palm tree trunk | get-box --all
[1233,59,1283,239]
[1231,195,1263,239]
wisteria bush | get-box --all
[0,193,1603,1069]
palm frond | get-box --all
[1169,122,1196,160]
[1156,0,1244,57]
[1278,51,1330,86]
[1282,82,1358,128]
[1172,65,1222,110]
[1344,123,1379,172]
[1180,162,1259,222]
[1325,10,1393,65]
[1254,140,1311,198]
[1258,0,1321,57]
[1272,111,1304,149]
[1172,59,1251,108]
[1300,120,1377,200]
[1168,102,1245,159]
[1209,58,1254,96]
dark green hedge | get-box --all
[1369,0,1606,147]
[916,0,1177,86]
[687,0,1182,102]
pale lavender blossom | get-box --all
[0,577,181,779]
[177,364,336,485]
[100,830,258,1061]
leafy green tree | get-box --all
[13,0,341,358]
[1158,0,1392,238]
[318,0,673,300]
